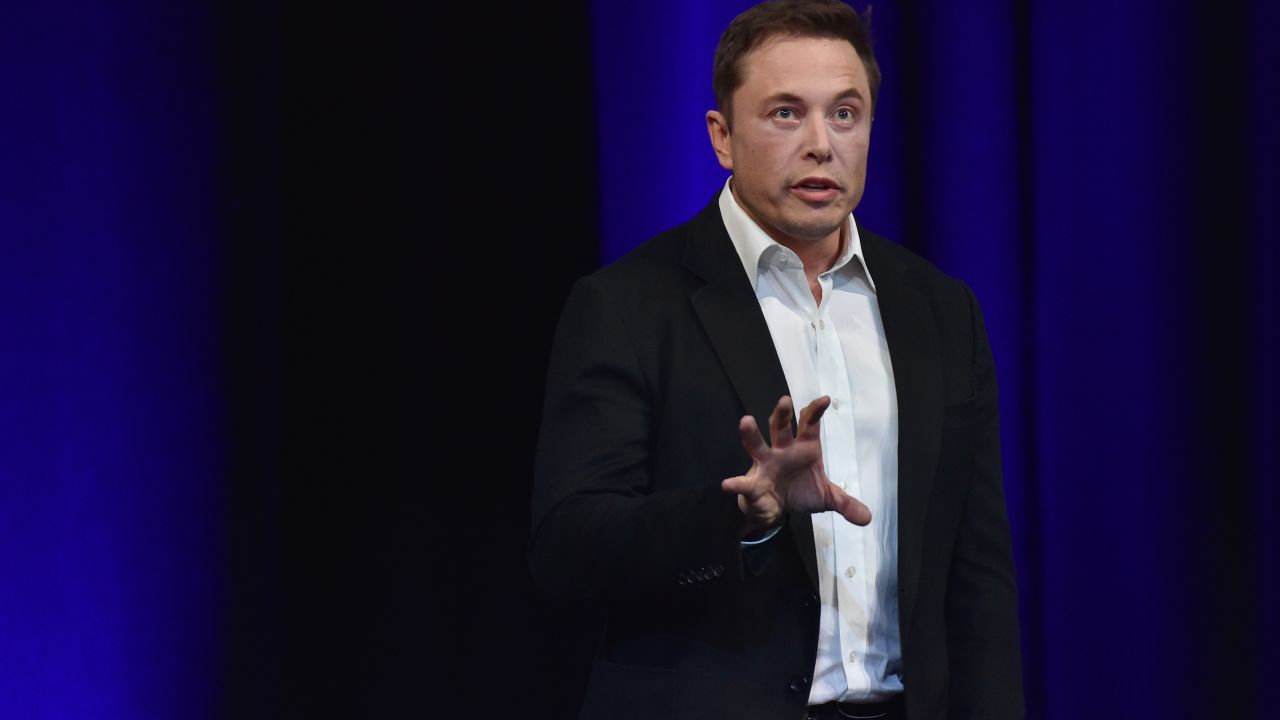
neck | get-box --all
[782,225,844,283]
[729,181,845,284]
[792,226,841,306]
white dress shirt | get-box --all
[719,177,904,703]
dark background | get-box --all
[3,1,1277,719]
[219,2,601,717]
[219,2,600,718]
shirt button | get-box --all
[848,650,857,663]
[845,566,856,578]
[819,319,826,330]
[831,399,840,410]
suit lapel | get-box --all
[683,197,791,441]
[683,198,821,592]
[860,229,944,636]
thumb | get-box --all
[721,474,754,497]
[829,485,872,526]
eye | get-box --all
[771,107,800,123]
[832,107,859,126]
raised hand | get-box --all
[721,395,872,537]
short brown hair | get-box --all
[712,0,881,126]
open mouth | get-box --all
[792,178,840,202]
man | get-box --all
[530,1,1023,718]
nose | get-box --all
[803,117,834,162]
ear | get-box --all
[706,110,733,171]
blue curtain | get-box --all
[591,1,1280,717]
[1,3,225,717]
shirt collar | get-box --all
[717,176,876,293]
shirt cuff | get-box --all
[739,523,784,546]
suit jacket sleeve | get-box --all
[528,273,750,606]
[945,281,1025,718]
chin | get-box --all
[781,213,846,240]
[779,221,843,242]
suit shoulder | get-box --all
[860,227,970,299]
[579,215,701,293]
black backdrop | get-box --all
[221,3,599,717]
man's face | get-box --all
[707,35,872,247]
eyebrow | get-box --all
[761,89,865,106]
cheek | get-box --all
[837,139,870,176]
[836,134,869,156]
[742,130,792,164]
[735,143,790,189]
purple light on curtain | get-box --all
[592,0,750,262]
[1030,1,1195,714]
[1,2,225,717]
[1248,0,1280,709]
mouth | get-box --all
[791,177,841,203]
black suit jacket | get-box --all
[530,195,1023,720]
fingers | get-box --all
[758,395,828,449]
[768,396,795,449]
[796,395,831,441]
[738,415,769,462]
[829,485,872,526]
[721,474,754,497]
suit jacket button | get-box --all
[803,593,818,608]
[788,676,809,693]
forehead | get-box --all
[737,35,868,99]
